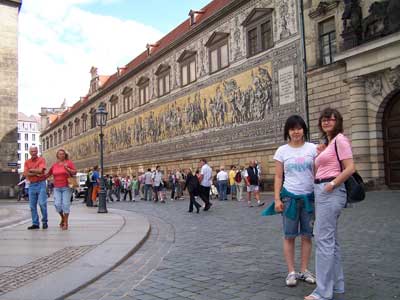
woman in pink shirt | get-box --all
[305,108,355,300]
[47,149,76,230]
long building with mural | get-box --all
[40,0,306,187]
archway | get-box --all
[383,92,400,189]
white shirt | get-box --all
[152,171,163,186]
[200,164,212,187]
[273,142,317,195]
[144,172,152,185]
[216,170,228,181]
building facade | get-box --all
[17,113,41,174]
[0,0,21,197]
[304,0,400,188]
[40,0,307,186]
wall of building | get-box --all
[0,0,21,197]
[41,0,306,188]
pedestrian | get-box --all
[91,166,100,206]
[17,176,26,201]
[159,180,167,203]
[305,108,355,300]
[228,165,237,200]
[198,158,212,211]
[216,166,228,201]
[23,146,48,230]
[47,148,77,230]
[244,160,264,207]
[113,175,121,201]
[264,115,317,287]
[235,166,245,201]
[184,168,201,213]
[131,175,139,202]
[169,170,176,201]
[123,175,132,201]
[143,168,153,201]
[152,166,163,202]
[85,169,93,206]
[106,175,114,202]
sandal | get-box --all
[304,295,320,300]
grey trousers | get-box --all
[312,182,347,300]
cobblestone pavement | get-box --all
[66,191,400,300]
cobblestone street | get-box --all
[66,191,400,300]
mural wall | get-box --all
[63,62,273,162]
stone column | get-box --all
[348,77,371,181]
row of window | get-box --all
[43,9,278,150]
[18,153,29,161]
[18,133,36,141]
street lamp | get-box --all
[96,104,108,213]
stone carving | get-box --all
[199,39,206,77]
[341,0,362,49]
[362,1,388,42]
[276,0,297,40]
[366,75,382,97]
[388,66,400,89]
[233,16,242,61]
[279,1,291,39]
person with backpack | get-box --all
[305,108,355,300]
[184,168,201,213]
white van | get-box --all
[74,172,87,198]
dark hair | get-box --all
[200,158,207,164]
[147,168,151,171]
[318,107,343,140]
[284,115,308,141]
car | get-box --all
[74,173,88,198]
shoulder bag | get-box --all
[334,140,366,203]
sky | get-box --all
[18,0,210,116]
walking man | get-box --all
[152,166,163,202]
[198,158,213,211]
[245,160,264,207]
[24,146,48,229]
[143,168,153,201]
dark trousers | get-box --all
[189,191,201,212]
[86,185,93,207]
[199,185,211,206]
[170,183,175,199]
[124,189,132,201]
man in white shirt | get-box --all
[152,166,163,202]
[244,160,264,207]
[143,168,153,201]
[198,158,212,211]
[216,166,228,201]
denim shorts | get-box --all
[282,197,314,238]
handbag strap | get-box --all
[334,139,344,172]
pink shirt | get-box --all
[315,134,353,179]
[48,160,76,188]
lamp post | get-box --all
[95,104,108,213]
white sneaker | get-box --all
[298,270,316,284]
[286,271,297,287]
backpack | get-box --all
[234,172,242,183]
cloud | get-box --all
[18,0,163,116]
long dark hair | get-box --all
[284,115,308,141]
[318,107,343,141]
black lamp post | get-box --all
[96,104,108,213]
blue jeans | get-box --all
[144,184,152,201]
[218,180,228,201]
[54,186,72,214]
[230,184,237,200]
[28,181,48,226]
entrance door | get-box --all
[383,93,400,189]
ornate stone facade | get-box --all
[0,0,21,198]
[305,0,400,188]
[41,0,306,186]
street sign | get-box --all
[7,162,18,167]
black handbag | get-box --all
[334,140,366,203]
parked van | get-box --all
[74,172,87,198]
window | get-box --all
[54,132,57,146]
[50,135,53,148]
[25,153,28,160]
[90,108,96,129]
[18,143,20,150]
[177,50,196,87]
[319,18,336,65]
[68,122,73,139]
[25,143,28,151]
[63,126,68,141]
[82,114,87,132]
[24,133,28,141]
[137,77,150,106]
[242,8,273,57]
[74,118,80,135]
[42,139,46,151]
[46,138,49,149]
[109,95,119,119]
[18,153,21,161]
[155,65,171,97]
[58,129,62,144]
[32,134,36,141]
[206,32,229,73]
[122,87,133,112]
[18,133,20,140]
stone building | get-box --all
[304,0,400,188]
[40,0,307,186]
[17,113,41,174]
[0,0,22,197]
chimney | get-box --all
[188,9,205,26]
[146,43,160,56]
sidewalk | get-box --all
[0,201,150,300]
